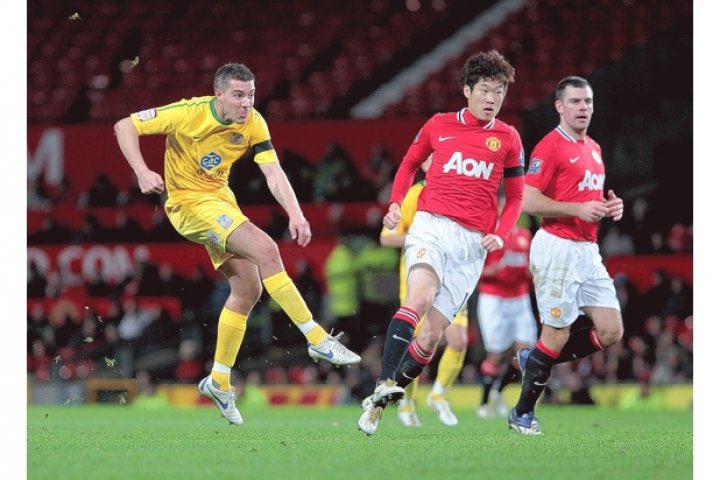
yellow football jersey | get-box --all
[379,181,424,302]
[130,96,278,202]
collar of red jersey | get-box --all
[458,108,495,129]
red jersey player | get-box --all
[508,76,624,435]
[476,198,536,419]
[358,50,525,436]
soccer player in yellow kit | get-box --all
[379,155,467,427]
[114,63,360,426]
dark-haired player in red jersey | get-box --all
[358,50,525,436]
[508,76,624,435]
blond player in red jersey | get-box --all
[358,50,525,436]
[114,63,360,427]
[508,76,624,435]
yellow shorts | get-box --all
[164,192,247,269]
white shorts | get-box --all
[404,212,488,322]
[530,228,620,328]
[477,293,537,352]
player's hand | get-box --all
[481,233,504,252]
[137,169,165,194]
[605,189,624,221]
[383,203,401,230]
[288,216,312,247]
[575,200,608,223]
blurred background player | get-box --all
[379,155,467,427]
[114,62,360,426]
[358,50,525,436]
[475,193,536,419]
[509,76,624,435]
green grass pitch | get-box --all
[28,404,691,480]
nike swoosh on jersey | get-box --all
[439,136,454,142]
[309,346,335,359]
[569,156,580,163]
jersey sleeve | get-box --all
[493,128,525,241]
[389,117,434,205]
[130,101,187,136]
[249,112,279,165]
[525,137,557,192]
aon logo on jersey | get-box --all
[442,151,495,179]
[578,170,605,191]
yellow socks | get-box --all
[262,271,326,345]
[432,346,467,396]
[211,307,247,390]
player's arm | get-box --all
[524,185,608,222]
[113,117,164,194]
[379,230,406,248]
[385,122,433,229]
[258,161,311,247]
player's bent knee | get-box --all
[598,324,623,348]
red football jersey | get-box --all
[390,108,525,235]
[480,225,532,298]
[525,126,606,242]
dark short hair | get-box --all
[461,50,515,89]
[555,76,592,101]
[214,63,255,91]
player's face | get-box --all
[465,79,506,122]
[215,79,255,123]
[556,86,593,134]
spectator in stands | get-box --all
[366,142,396,203]
[27,303,53,353]
[27,217,74,244]
[156,263,187,298]
[183,265,215,312]
[131,257,163,297]
[73,214,111,243]
[146,210,183,242]
[313,142,375,202]
[114,62,360,425]
[117,298,154,343]
[324,234,361,350]
[109,211,145,243]
[600,224,634,257]
[28,338,52,383]
[77,173,120,208]
[174,339,204,383]
[624,196,654,254]
[85,266,115,298]
[27,261,48,298]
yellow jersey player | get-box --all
[114,63,360,426]
[379,155,468,427]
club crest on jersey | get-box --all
[592,150,603,164]
[417,248,426,259]
[229,132,244,145]
[200,152,222,170]
[216,214,233,229]
[528,158,542,175]
[135,109,156,121]
[207,230,221,247]
[485,136,501,152]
